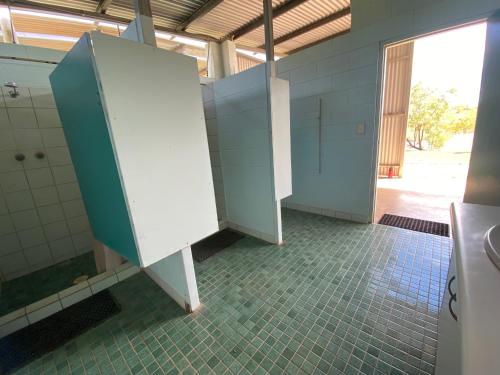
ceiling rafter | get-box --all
[266,6,350,47]
[175,0,223,32]
[223,0,310,41]
[96,0,113,14]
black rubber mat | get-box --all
[192,229,245,262]
[0,290,120,374]
[379,214,449,237]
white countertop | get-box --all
[451,202,500,375]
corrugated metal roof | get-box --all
[186,0,350,53]
[8,8,208,70]
[6,0,352,54]
[185,0,284,39]
[106,0,211,29]
[225,0,349,45]
[16,37,76,51]
[26,0,98,12]
[278,14,351,52]
[12,13,95,38]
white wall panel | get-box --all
[270,78,292,200]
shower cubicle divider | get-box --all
[50,32,219,312]
[203,62,292,244]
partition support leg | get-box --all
[93,239,124,273]
[145,246,200,313]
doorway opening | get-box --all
[375,23,487,225]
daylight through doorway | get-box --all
[375,23,486,225]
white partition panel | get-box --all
[270,77,293,200]
[210,63,291,244]
[146,246,200,312]
[92,34,218,266]
[51,32,218,267]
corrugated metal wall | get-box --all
[378,41,414,177]
[237,53,261,73]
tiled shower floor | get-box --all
[14,209,451,375]
[0,252,97,316]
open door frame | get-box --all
[377,41,414,179]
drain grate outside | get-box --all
[379,214,449,237]
[0,290,120,374]
[191,229,245,262]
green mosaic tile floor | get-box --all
[13,209,451,375]
[0,252,97,316]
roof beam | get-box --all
[268,6,350,47]
[96,0,113,14]
[175,0,223,32]
[1,0,219,42]
[287,28,350,55]
[223,0,309,41]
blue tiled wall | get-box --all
[277,0,500,222]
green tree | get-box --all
[407,83,449,150]
[444,105,477,134]
[406,84,477,150]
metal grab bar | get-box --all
[318,98,322,174]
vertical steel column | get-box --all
[135,0,153,17]
[263,0,275,62]
[133,0,156,47]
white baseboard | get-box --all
[226,221,279,244]
[282,202,370,224]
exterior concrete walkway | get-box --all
[375,149,470,225]
[375,187,459,225]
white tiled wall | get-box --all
[201,83,227,222]
[0,85,93,281]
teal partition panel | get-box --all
[50,34,139,265]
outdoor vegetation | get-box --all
[406,83,477,150]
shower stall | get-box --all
[0,78,98,317]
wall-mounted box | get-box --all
[50,32,218,267]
